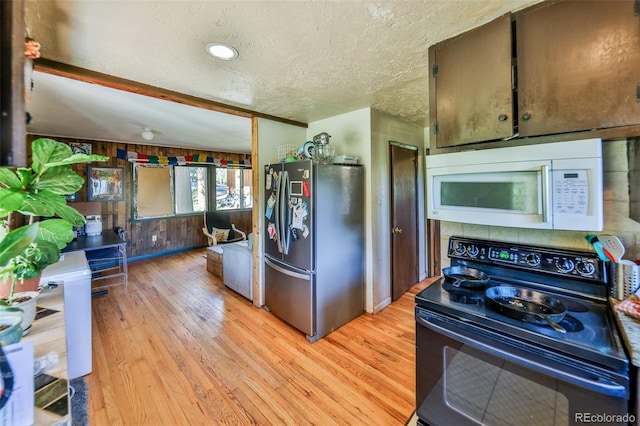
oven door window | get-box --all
[416,308,630,426]
[442,345,569,425]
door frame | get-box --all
[425,146,440,277]
[389,141,419,299]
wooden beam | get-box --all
[34,58,308,128]
[0,0,26,166]
[251,116,261,307]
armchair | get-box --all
[202,211,247,246]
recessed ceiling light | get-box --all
[205,43,239,60]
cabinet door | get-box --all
[517,1,640,137]
[431,13,513,148]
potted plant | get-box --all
[0,138,108,332]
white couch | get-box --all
[222,234,253,301]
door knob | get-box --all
[392,227,403,234]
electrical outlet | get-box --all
[152,234,157,242]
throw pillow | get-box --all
[212,227,230,242]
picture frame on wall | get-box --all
[88,166,124,201]
[69,142,92,155]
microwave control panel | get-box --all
[553,169,589,216]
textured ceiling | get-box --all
[23,0,541,152]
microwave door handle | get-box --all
[541,165,551,224]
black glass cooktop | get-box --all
[417,275,627,370]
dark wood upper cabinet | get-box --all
[430,14,513,149]
[516,0,640,137]
[430,0,640,149]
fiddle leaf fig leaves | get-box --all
[0,223,38,269]
[0,137,108,297]
[32,138,107,173]
[0,189,24,216]
[31,138,74,173]
[37,219,74,249]
[0,168,21,189]
[35,166,85,195]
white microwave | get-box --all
[426,138,604,231]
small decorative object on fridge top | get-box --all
[302,141,314,159]
[312,132,332,164]
[277,145,297,163]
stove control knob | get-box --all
[467,245,479,258]
[555,258,575,273]
[524,253,541,267]
[576,260,596,276]
[454,244,466,256]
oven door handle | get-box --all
[416,312,628,398]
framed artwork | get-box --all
[88,166,124,201]
[69,142,92,155]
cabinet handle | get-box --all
[498,114,508,122]
[522,111,533,121]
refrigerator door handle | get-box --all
[281,171,290,255]
[274,170,283,254]
[265,257,310,280]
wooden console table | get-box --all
[63,231,128,292]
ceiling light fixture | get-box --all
[141,127,154,141]
[205,42,239,60]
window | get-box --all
[175,166,208,214]
[134,165,173,218]
[134,164,209,219]
[215,167,253,210]
[133,163,251,219]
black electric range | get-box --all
[416,236,628,370]
[414,236,631,426]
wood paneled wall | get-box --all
[27,134,253,259]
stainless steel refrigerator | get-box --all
[264,160,364,342]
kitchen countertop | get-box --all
[23,285,71,425]
[610,297,640,367]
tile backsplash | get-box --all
[438,138,640,267]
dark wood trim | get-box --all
[429,125,640,155]
[0,0,26,166]
[427,219,440,277]
[428,45,437,147]
[34,58,308,129]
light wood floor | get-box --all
[86,248,435,425]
